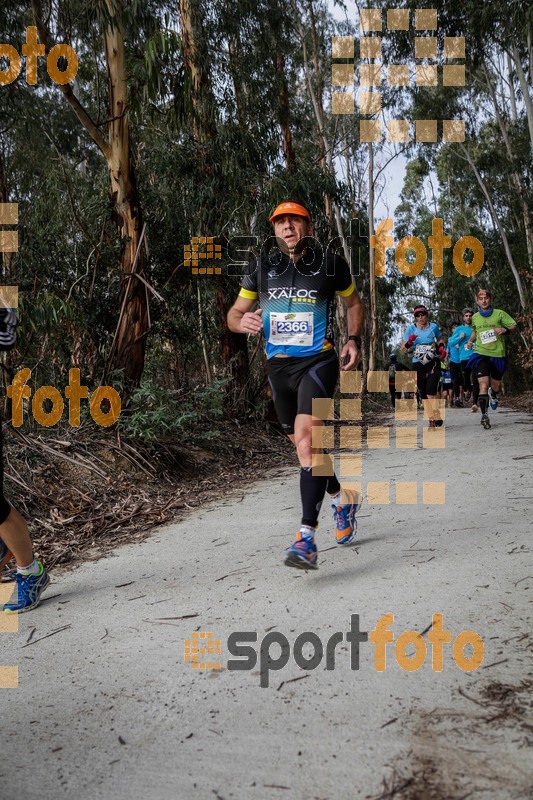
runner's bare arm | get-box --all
[227,296,263,335]
[342,286,364,332]
[339,288,364,370]
[466,330,477,349]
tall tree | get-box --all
[32,0,149,389]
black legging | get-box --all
[460,361,472,394]
[389,387,401,406]
[450,362,463,399]
[415,359,441,399]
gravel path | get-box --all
[2,405,532,800]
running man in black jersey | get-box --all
[227,201,364,569]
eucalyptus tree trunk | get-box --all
[368,143,378,371]
[179,0,250,412]
[482,63,533,275]
[269,1,296,170]
[32,0,148,389]
[459,144,527,310]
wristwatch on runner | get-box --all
[347,335,362,348]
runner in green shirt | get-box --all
[464,289,517,429]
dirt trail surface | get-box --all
[2,406,533,800]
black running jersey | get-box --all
[239,250,355,358]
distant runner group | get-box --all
[394,292,517,430]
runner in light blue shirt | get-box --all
[448,308,475,406]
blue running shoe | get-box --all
[3,562,50,613]
[284,533,318,569]
[488,387,498,411]
[332,491,361,545]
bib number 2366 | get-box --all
[269,312,314,346]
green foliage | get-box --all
[1,0,530,417]
[117,377,228,445]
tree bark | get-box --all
[368,143,378,371]
[269,1,296,170]
[178,0,250,412]
[32,0,148,389]
[459,144,527,310]
[179,0,216,142]
[215,286,250,411]
[103,6,148,386]
[510,41,533,152]
[482,63,533,274]
[197,283,212,384]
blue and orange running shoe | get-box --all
[332,491,361,545]
[284,531,318,570]
[488,387,499,411]
[3,562,50,613]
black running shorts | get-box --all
[474,356,504,381]
[267,350,339,435]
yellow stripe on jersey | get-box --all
[239,288,259,300]
[336,282,356,298]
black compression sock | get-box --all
[478,394,488,414]
[300,467,328,527]
[326,472,341,496]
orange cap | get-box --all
[269,202,311,223]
